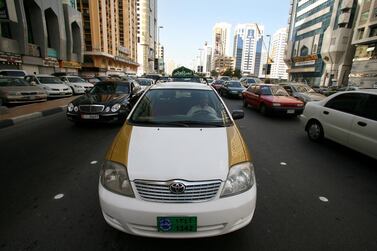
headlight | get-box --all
[74,106,79,112]
[111,103,121,112]
[43,86,52,91]
[220,162,255,198]
[297,103,304,107]
[67,103,74,112]
[104,107,111,113]
[8,91,21,96]
[272,103,281,107]
[100,160,134,197]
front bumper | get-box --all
[47,91,72,98]
[268,106,304,115]
[5,95,47,104]
[99,183,257,238]
[67,112,127,123]
[228,91,243,98]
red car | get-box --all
[211,80,225,92]
[242,84,304,116]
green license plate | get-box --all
[157,217,197,232]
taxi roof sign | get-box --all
[172,67,195,78]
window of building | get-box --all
[357,28,365,40]
[360,11,369,24]
[300,46,309,56]
[370,26,377,37]
[0,22,12,39]
[374,8,377,18]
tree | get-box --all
[210,70,219,78]
[233,69,242,79]
[223,68,233,77]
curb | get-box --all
[0,106,67,129]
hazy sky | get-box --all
[159,0,291,68]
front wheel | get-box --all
[307,121,324,142]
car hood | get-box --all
[107,125,251,181]
[72,93,129,106]
[0,86,45,93]
[264,95,302,104]
[41,83,70,89]
[298,92,325,101]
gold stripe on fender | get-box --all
[106,124,133,166]
[226,125,251,167]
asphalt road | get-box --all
[0,98,376,251]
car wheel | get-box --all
[260,104,267,115]
[307,120,324,142]
[243,99,248,108]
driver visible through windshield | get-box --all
[129,89,232,127]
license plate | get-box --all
[81,114,99,119]
[60,92,65,95]
[157,216,197,232]
[28,96,35,100]
[287,110,295,114]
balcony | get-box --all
[340,0,354,11]
[338,13,351,26]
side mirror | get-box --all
[232,110,244,120]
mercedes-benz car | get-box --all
[66,80,142,124]
[99,82,257,238]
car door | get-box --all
[249,86,260,107]
[243,86,253,105]
[320,93,365,145]
[348,94,377,158]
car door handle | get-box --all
[357,121,367,127]
[323,111,329,115]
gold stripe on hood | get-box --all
[226,125,251,167]
[106,124,133,166]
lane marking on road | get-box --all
[280,162,287,166]
[54,194,64,200]
[319,196,329,202]
[90,160,98,165]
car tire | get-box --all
[307,120,324,142]
[260,104,267,115]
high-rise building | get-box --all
[203,42,212,74]
[166,58,176,75]
[233,23,264,76]
[77,0,139,75]
[211,22,231,71]
[270,28,288,80]
[0,0,83,74]
[285,0,358,86]
[213,56,235,74]
[349,0,377,88]
[136,0,158,75]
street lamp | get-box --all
[157,26,164,74]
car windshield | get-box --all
[38,77,64,84]
[137,79,153,86]
[0,78,31,86]
[129,89,232,127]
[295,85,315,93]
[89,82,130,94]
[67,77,86,83]
[271,86,289,96]
[247,78,262,84]
[228,81,242,88]
[0,71,25,77]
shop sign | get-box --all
[59,60,81,69]
[43,57,59,67]
[0,52,22,65]
[295,60,316,67]
[293,54,318,63]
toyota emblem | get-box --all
[169,182,186,194]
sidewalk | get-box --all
[0,96,76,129]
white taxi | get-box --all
[99,82,257,238]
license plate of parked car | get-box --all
[157,216,197,232]
[287,110,295,114]
[81,114,99,119]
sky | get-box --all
[159,0,291,68]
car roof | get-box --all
[151,82,212,90]
[35,74,58,77]
[350,89,377,94]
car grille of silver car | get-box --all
[79,105,105,113]
[134,180,222,203]
[21,92,38,95]
[52,88,60,91]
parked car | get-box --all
[0,77,47,106]
[219,80,245,98]
[135,78,154,91]
[219,76,231,81]
[320,86,339,96]
[240,77,262,88]
[99,81,256,237]
[211,79,225,92]
[24,75,72,98]
[0,69,27,78]
[280,82,326,103]
[242,84,304,116]
[66,80,143,124]
[81,76,102,85]
[301,90,377,159]
[60,76,94,94]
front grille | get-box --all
[52,88,60,91]
[79,105,104,113]
[63,88,69,91]
[21,92,38,95]
[134,180,222,203]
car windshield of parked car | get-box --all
[0,78,30,86]
[38,77,64,84]
[129,89,232,127]
[271,86,289,96]
[0,71,25,77]
[67,77,86,83]
[89,82,130,95]
[247,78,262,84]
[228,81,242,88]
[295,85,315,93]
[137,79,153,86]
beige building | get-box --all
[349,0,377,87]
[77,0,139,76]
[213,56,235,74]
